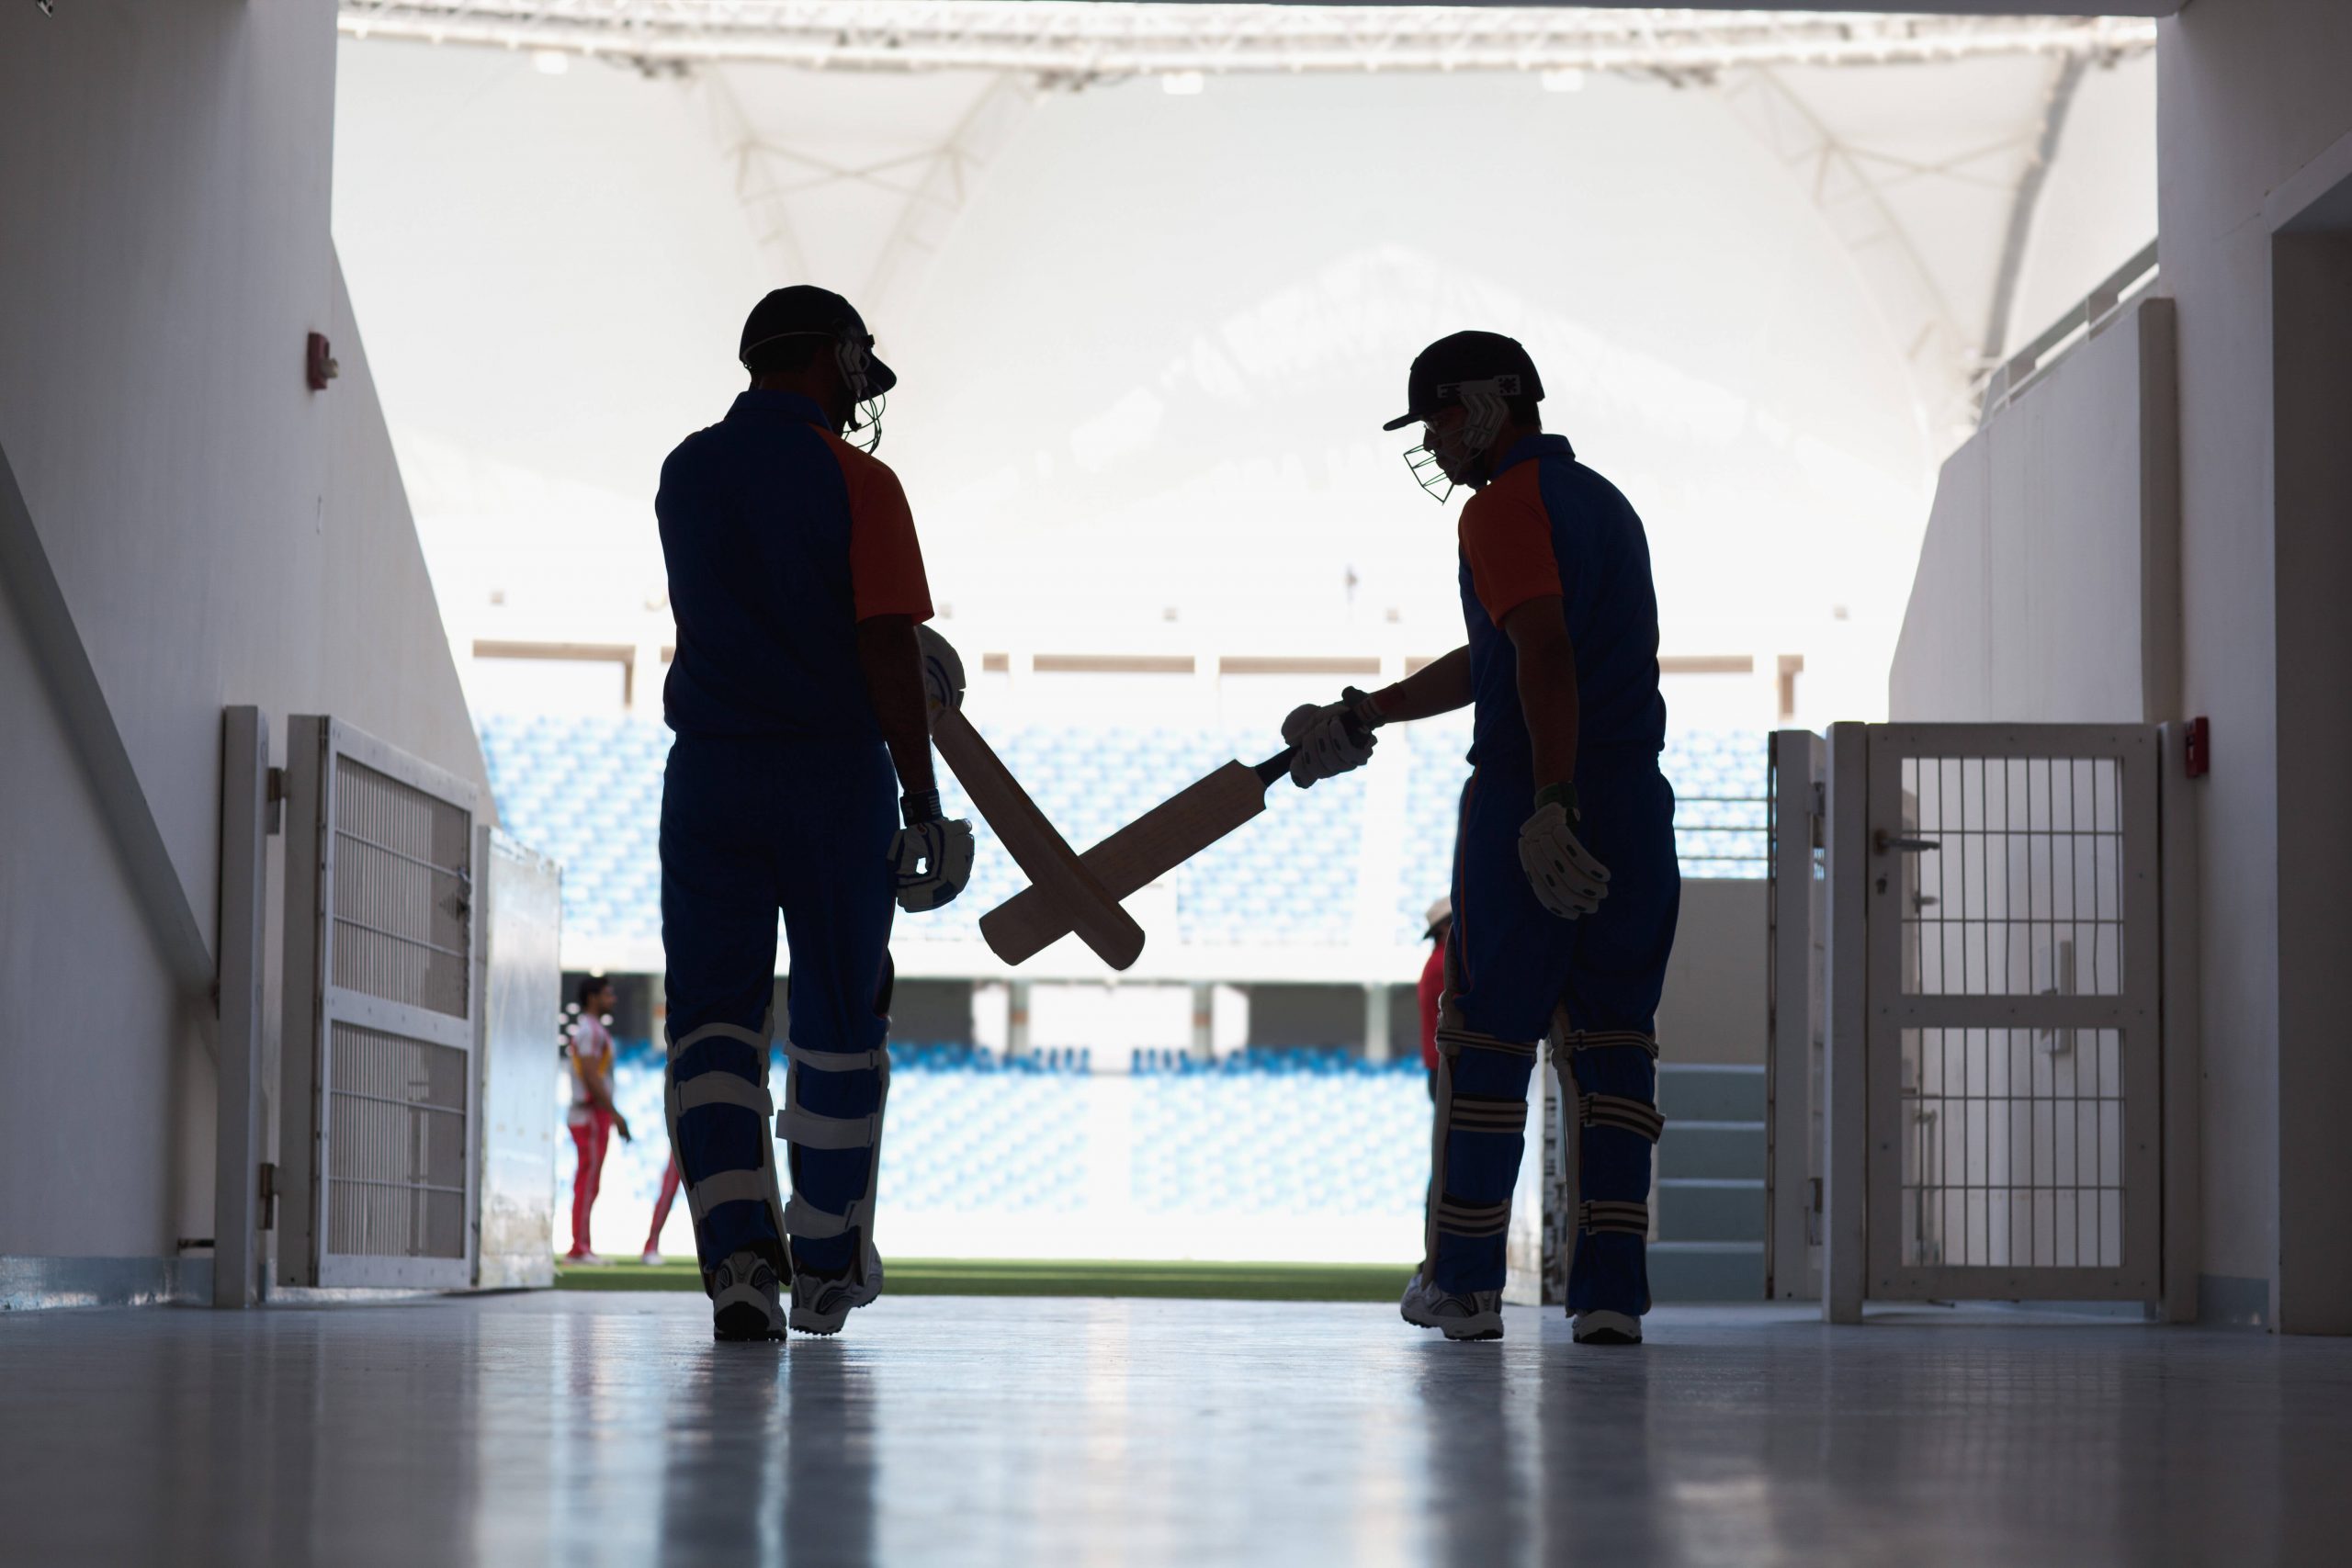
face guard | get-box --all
[834,333,888,453]
[1402,375,1521,502]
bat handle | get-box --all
[1254,714,1373,788]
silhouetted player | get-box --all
[655,286,973,1340]
[1284,332,1679,1345]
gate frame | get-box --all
[1862,723,2161,1303]
[1812,720,2195,1320]
[278,715,482,1291]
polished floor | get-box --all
[3,1292,2348,1567]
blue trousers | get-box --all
[1431,758,1679,1311]
[661,733,896,1281]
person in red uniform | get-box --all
[565,976,631,1263]
[1417,897,1452,1097]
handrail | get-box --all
[1977,239,2158,426]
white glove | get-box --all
[1281,686,1384,788]
[1518,786,1611,919]
[890,791,975,912]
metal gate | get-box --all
[279,716,482,1289]
[1860,724,2161,1302]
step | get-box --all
[1648,1240,1765,1303]
[1656,1063,1766,1123]
[1656,1177,1765,1243]
[1657,1119,1766,1180]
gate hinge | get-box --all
[264,767,286,836]
[257,1161,277,1231]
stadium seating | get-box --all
[478,715,1767,957]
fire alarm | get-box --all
[306,332,339,391]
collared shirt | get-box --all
[568,1013,614,1126]
[657,390,933,739]
[1454,432,1666,780]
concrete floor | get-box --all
[3,1295,2348,1567]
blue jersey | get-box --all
[1454,433,1666,781]
[657,390,933,739]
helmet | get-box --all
[1383,331,1544,500]
[739,285,896,451]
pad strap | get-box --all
[1577,1199,1650,1237]
[668,1013,774,1060]
[688,1168,778,1221]
[782,1039,889,1072]
[783,1194,852,1240]
[1445,1092,1530,1136]
[1434,1026,1539,1061]
[676,1072,774,1116]
[775,1107,882,1151]
[1562,1028,1661,1059]
[1433,1194,1512,1239]
[1579,1091,1665,1143]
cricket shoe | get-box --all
[710,1251,786,1342]
[1399,1272,1504,1341]
[1572,1310,1643,1347]
[788,1246,886,1337]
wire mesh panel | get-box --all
[325,1022,469,1259]
[330,755,472,1017]
[1897,755,2125,998]
[281,716,481,1290]
[1865,727,2158,1302]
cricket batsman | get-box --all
[655,286,974,1340]
[1287,331,1679,1345]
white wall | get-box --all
[2158,0,2352,1332]
[1657,879,1766,1067]
[0,4,485,1271]
[1890,297,2178,725]
[1894,0,2352,1328]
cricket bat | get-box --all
[978,743,1304,966]
[931,706,1147,972]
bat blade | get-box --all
[980,757,1276,965]
[932,708,1145,970]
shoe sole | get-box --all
[713,1303,786,1342]
[1399,1300,1504,1341]
[1572,1310,1643,1346]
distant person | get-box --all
[1418,897,1452,1098]
[565,976,632,1264]
[1283,331,1679,1347]
[640,1156,681,1268]
[656,286,972,1340]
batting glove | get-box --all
[1282,686,1384,788]
[1518,783,1611,919]
[890,789,976,912]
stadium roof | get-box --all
[340,4,2153,446]
[334,8,2156,710]
[340,5,2155,77]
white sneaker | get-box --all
[1572,1309,1643,1346]
[564,1250,607,1268]
[710,1251,786,1343]
[788,1246,885,1337]
[639,1248,662,1268]
[1399,1271,1504,1341]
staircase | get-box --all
[1651,1064,1766,1302]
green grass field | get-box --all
[556,1258,1409,1302]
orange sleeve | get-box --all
[831,438,935,624]
[1457,466,1561,626]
